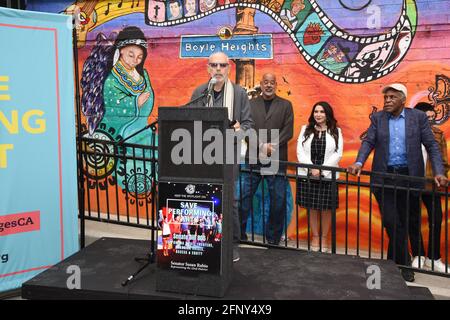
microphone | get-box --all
[183,78,217,107]
[207,77,218,92]
[206,77,217,107]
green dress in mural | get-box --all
[101,60,157,197]
[102,60,154,143]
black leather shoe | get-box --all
[401,269,415,282]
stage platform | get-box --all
[22,237,433,300]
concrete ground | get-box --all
[3,219,449,300]
[82,220,450,300]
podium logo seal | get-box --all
[185,184,196,194]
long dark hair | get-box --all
[302,101,339,151]
[110,26,148,77]
[81,26,148,135]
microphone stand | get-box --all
[117,119,158,145]
[122,89,211,287]
[121,119,158,287]
[184,78,216,108]
[183,90,209,107]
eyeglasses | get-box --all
[208,62,229,68]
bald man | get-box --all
[190,52,253,134]
[190,52,254,262]
[240,73,294,245]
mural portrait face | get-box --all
[184,0,197,17]
[334,51,345,62]
[291,0,305,16]
[327,45,338,56]
[199,0,216,13]
[119,45,144,70]
[169,0,182,20]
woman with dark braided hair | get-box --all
[296,102,343,252]
[101,26,154,144]
[81,26,156,196]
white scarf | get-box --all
[222,79,234,121]
[221,79,247,159]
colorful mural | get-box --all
[81,26,157,205]
[58,0,418,83]
[26,0,450,259]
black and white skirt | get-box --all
[296,177,339,211]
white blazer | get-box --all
[296,125,343,179]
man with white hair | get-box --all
[190,52,254,262]
[347,83,447,283]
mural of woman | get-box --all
[102,26,154,144]
[81,26,156,201]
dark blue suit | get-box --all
[356,108,444,265]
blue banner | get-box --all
[180,34,273,59]
[0,8,78,292]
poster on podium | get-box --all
[157,182,223,274]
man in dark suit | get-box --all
[347,83,447,282]
[239,73,294,245]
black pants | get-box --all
[409,193,442,260]
[373,167,418,266]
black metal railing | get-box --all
[0,0,26,9]
[78,135,158,231]
[237,161,449,276]
[76,136,449,276]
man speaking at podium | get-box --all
[190,52,254,262]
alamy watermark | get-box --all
[66,265,81,290]
[366,264,381,290]
[170,121,280,174]
[366,4,382,30]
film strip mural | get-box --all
[63,0,420,206]
[144,0,418,83]
[66,0,418,84]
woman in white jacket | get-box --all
[296,102,343,252]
